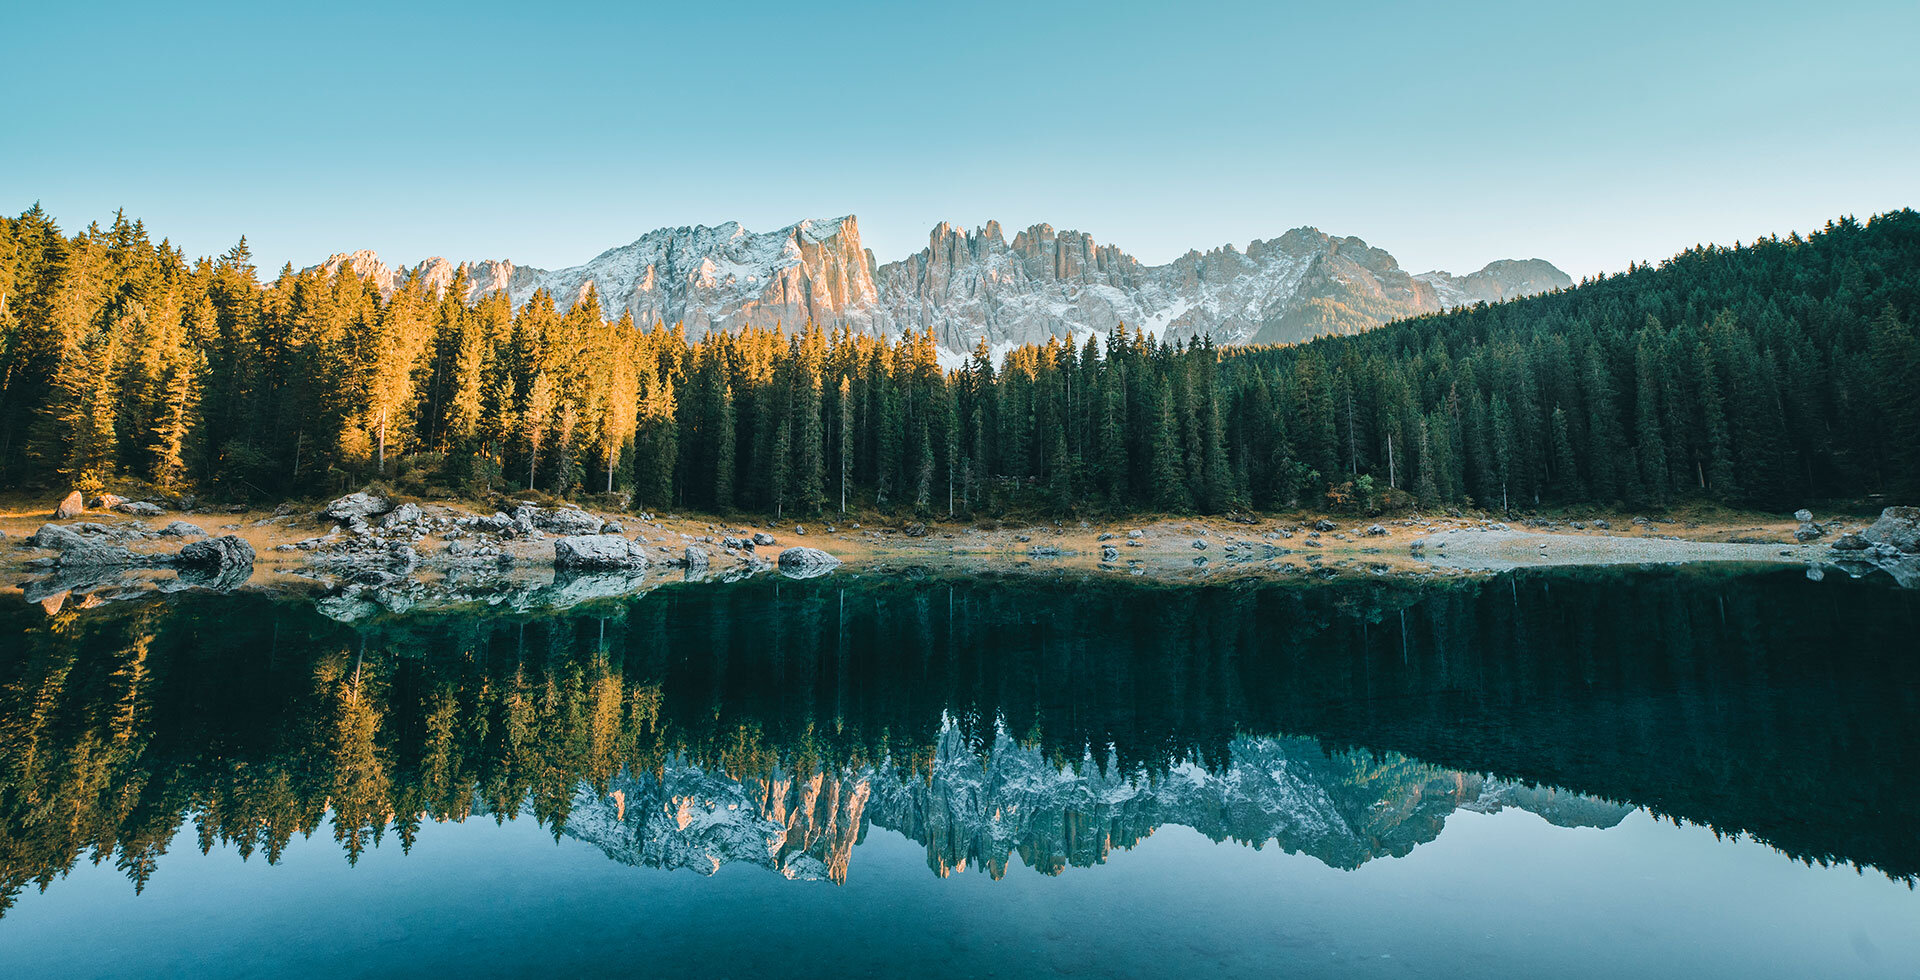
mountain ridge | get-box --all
[312,216,1569,355]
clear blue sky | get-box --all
[4,1,1914,279]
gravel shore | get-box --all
[1414,526,1825,572]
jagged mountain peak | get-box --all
[310,216,1567,354]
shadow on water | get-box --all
[0,564,1915,910]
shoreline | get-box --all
[0,492,1905,615]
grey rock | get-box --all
[1794,509,1814,523]
[175,534,256,572]
[157,521,207,538]
[684,545,710,570]
[1793,522,1824,542]
[776,546,841,578]
[326,490,393,522]
[1861,506,1920,553]
[1312,519,1337,532]
[535,506,605,536]
[1831,532,1870,551]
[554,534,650,570]
[752,532,777,547]
[1191,539,1207,550]
[1366,524,1388,536]
[1101,545,1120,562]
[116,500,164,516]
[382,502,423,529]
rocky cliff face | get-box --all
[555,726,1629,883]
[314,217,1568,354]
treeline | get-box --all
[1,205,1915,514]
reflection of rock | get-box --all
[563,764,871,883]
[559,725,1633,885]
[526,570,650,610]
[164,562,253,594]
[21,566,143,604]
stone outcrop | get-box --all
[1861,506,1920,554]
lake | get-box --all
[1,566,1915,978]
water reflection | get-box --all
[0,566,1914,914]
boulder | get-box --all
[1793,523,1824,542]
[684,545,710,570]
[381,502,423,529]
[1312,519,1337,532]
[1831,532,1870,551]
[1794,509,1814,523]
[1101,545,1120,562]
[752,532,777,547]
[91,493,128,510]
[116,500,164,516]
[1191,539,1207,550]
[27,523,88,551]
[777,546,841,578]
[553,534,650,570]
[1127,529,1143,539]
[175,535,256,573]
[326,490,393,523]
[534,506,605,536]
[1861,506,1920,554]
[53,491,85,519]
[902,523,928,538]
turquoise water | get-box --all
[0,567,1915,978]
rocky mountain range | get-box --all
[553,727,1630,883]
[317,217,1569,358]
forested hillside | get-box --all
[0,206,1914,515]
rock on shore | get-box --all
[777,547,841,578]
[554,534,650,570]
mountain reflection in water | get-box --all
[0,566,1915,913]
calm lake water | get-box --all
[1,566,1916,978]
